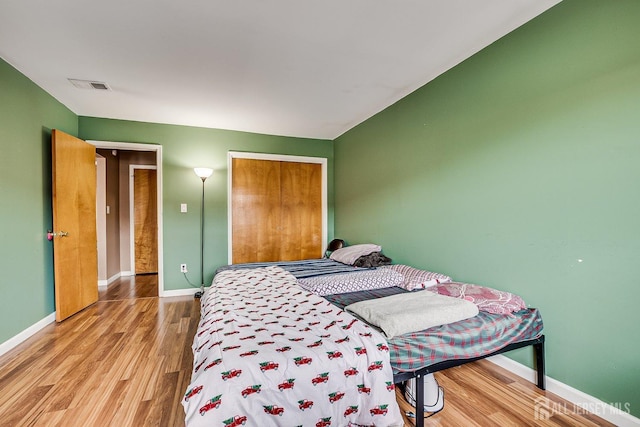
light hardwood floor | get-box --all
[396,361,616,427]
[0,278,616,427]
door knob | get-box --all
[47,230,69,240]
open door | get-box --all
[51,129,98,322]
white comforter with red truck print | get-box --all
[183,266,403,427]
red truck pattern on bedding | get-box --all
[182,266,402,427]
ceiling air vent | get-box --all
[68,78,111,90]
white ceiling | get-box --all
[0,0,560,140]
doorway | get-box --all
[96,155,107,285]
[90,141,164,297]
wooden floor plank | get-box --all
[0,276,618,427]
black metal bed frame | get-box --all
[392,334,546,427]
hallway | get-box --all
[98,274,158,301]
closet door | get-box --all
[231,157,323,264]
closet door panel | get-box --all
[280,161,322,261]
[231,158,281,263]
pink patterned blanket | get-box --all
[428,282,527,315]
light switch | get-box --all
[180,203,188,213]
[106,205,110,214]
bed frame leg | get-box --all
[415,373,424,427]
[534,336,546,390]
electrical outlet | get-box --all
[180,264,188,273]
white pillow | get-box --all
[329,244,381,265]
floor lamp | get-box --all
[194,167,213,298]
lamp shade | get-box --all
[194,167,213,179]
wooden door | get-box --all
[231,157,322,263]
[51,130,98,322]
[133,168,158,274]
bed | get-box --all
[183,266,405,427]
[184,258,545,427]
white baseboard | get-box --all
[109,272,123,284]
[488,355,639,426]
[0,312,56,358]
[161,288,201,297]
[121,271,134,277]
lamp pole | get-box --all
[196,176,206,298]
[193,168,213,298]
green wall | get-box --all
[0,58,333,344]
[0,59,78,343]
[335,0,640,416]
[78,117,334,292]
